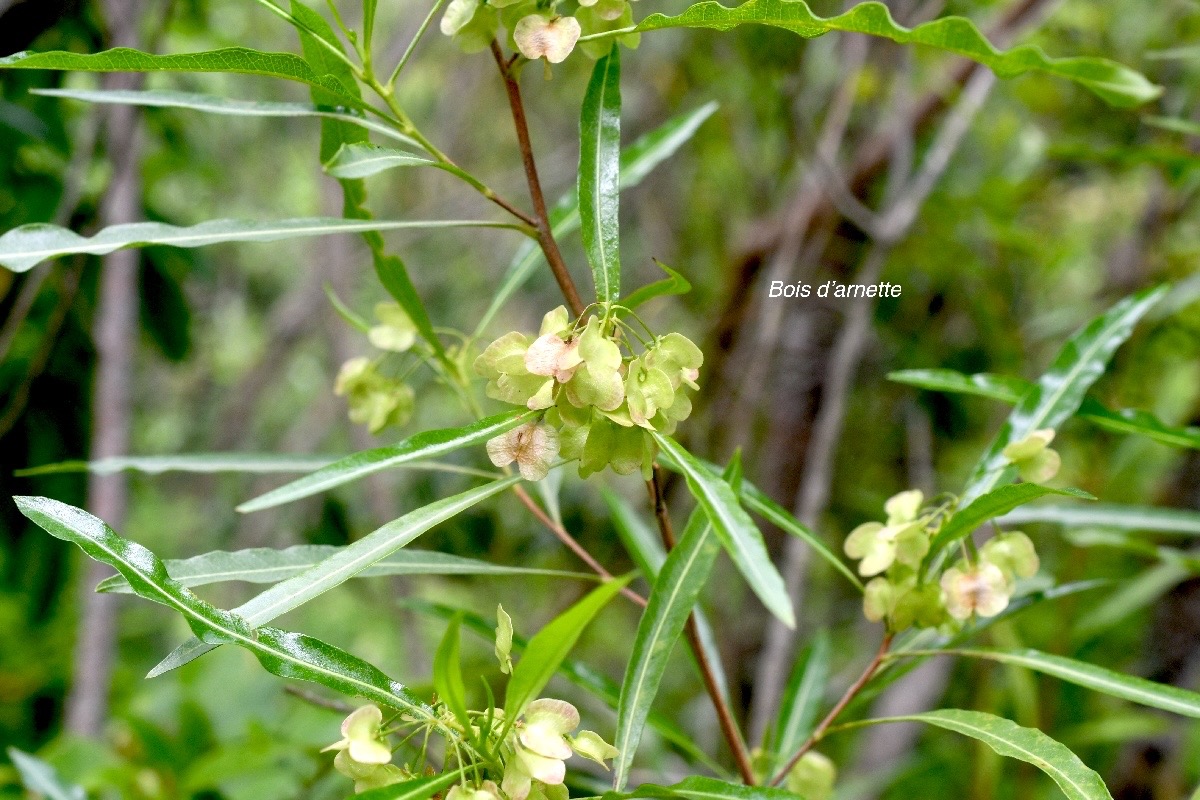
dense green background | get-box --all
[2,0,1199,797]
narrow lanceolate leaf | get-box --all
[152,475,522,677]
[890,368,1200,450]
[96,545,594,593]
[504,576,632,719]
[7,748,85,800]
[888,368,1026,403]
[999,503,1200,536]
[961,286,1167,505]
[32,88,418,146]
[14,497,432,716]
[614,509,719,790]
[0,48,369,110]
[620,262,692,312]
[931,484,1095,553]
[0,217,523,273]
[324,142,489,193]
[1075,563,1191,640]
[602,0,1160,107]
[653,435,795,628]
[408,599,724,774]
[934,648,1200,718]
[476,101,717,334]
[16,453,335,477]
[433,615,473,734]
[356,770,465,800]
[739,483,864,592]
[579,44,622,305]
[873,710,1113,799]
[629,776,800,800]
[239,410,533,512]
[772,630,831,771]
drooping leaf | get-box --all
[771,630,831,772]
[890,368,1200,450]
[601,0,1160,107]
[626,776,802,800]
[620,261,692,312]
[614,508,719,790]
[960,286,1167,505]
[95,545,595,593]
[434,615,473,734]
[476,102,717,334]
[32,88,419,145]
[999,502,1200,536]
[14,497,432,716]
[238,410,534,512]
[0,47,371,109]
[868,709,1112,799]
[503,576,631,719]
[579,44,622,304]
[930,484,1095,554]
[16,453,336,476]
[356,770,465,800]
[151,475,522,677]
[931,648,1200,718]
[1075,563,1192,640]
[652,435,794,628]
[0,217,524,273]
[7,748,85,800]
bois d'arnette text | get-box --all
[769,280,903,299]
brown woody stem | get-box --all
[490,40,587,317]
[648,468,758,785]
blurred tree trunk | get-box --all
[65,0,145,736]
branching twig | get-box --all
[647,469,757,785]
[511,484,647,608]
[768,633,893,785]
[286,685,355,713]
[490,41,586,317]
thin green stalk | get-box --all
[388,0,451,86]
[250,0,364,78]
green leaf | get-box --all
[476,101,717,334]
[434,615,473,735]
[15,453,336,476]
[95,545,595,593]
[739,482,864,592]
[932,648,1200,718]
[406,599,725,773]
[652,435,794,627]
[325,282,373,332]
[931,483,1095,554]
[579,44,622,305]
[7,748,85,800]
[503,576,632,719]
[599,0,1160,107]
[32,88,419,146]
[356,770,465,800]
[613,508,719,790]
[0,217,524,273]
[871,709,1112,799]
[628,776,801,800]
[772,630,831,771]
[620,261,692,312]
[889,368,1200,450]
[324,142,494,193]
[238,410,534,512]
[151,475,522,677]
[14,497,432,716]
[888,368,1026,403]
[0,47,370,109]
[960,286,1167,505]
[999,502,1200,536]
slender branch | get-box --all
[386,0,449,86]
[511,484,647,607]
[769,633,894,786]
[490,40,587,317]
[647,469,758,785]
[285,685,355,713]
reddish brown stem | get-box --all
[769,632,894,785]
[490,40,586,317]
[512,485,647,607]
[648,469,758,785]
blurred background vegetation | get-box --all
[1,0,1199,797]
